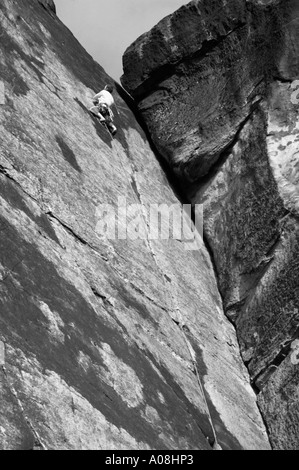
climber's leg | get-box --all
[106,121,117,136]
[89,105,106,122]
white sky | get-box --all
[55,0,189,81]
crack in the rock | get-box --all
[46,211,88,245]
[158,357,216,449]
[0,165,41,206]
[90,286,115,308]
[46,211,109,262]
[1,364,47,450]
[171,318,220,449]
[129,282,169,313]
[0,167,106,266]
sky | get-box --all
[55,0,189,81]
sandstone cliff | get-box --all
[122,0,299,450]
[0,0,269,450]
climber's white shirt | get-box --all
[93,90,114,107]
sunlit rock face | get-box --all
[122,0,299,449]
[0,0,269,450]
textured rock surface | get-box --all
[122,0,299,450]
[122,0,275,180]
[0,0,269,450]
[37,0,56,14]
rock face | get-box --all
[0,0,269,450]
[121,0,299,449]
[37,0,56,14]
[122,0,266,179]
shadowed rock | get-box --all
[37,0,56,14]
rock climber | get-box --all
[90,84,117,136]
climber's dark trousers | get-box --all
[89,104,117,135]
